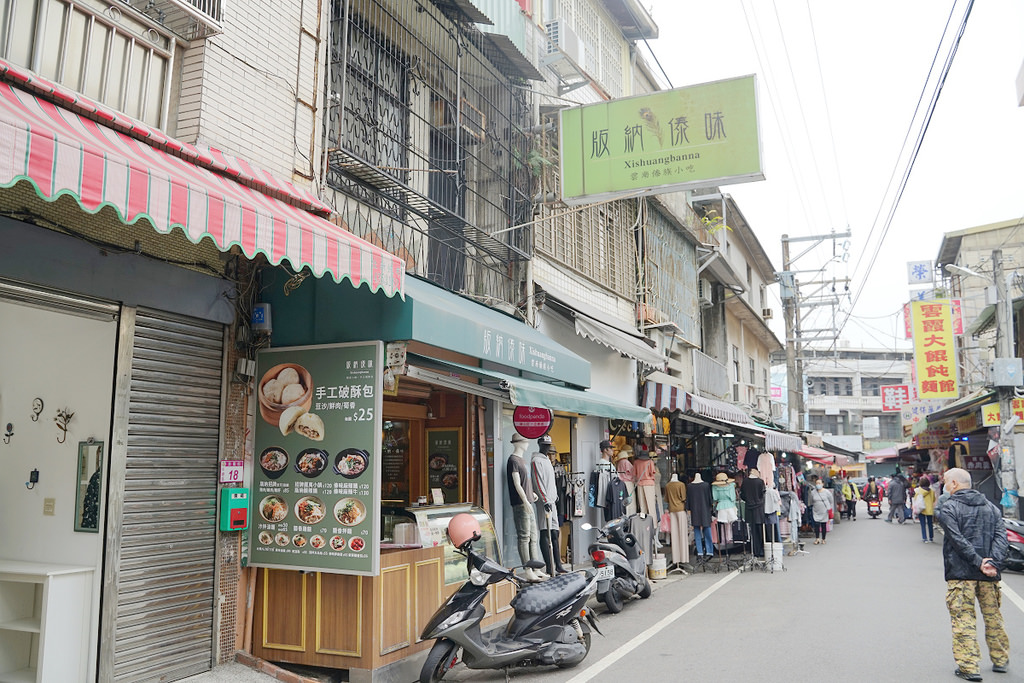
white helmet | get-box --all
[447,513,482,548]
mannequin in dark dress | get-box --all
[740,468,767,557]
[687,473,714,559]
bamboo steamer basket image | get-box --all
[258,363,313,427]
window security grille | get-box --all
[325,0,532,309]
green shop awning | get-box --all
[409,355,652,422]
[264,274,591,388]
[399,278,590,387]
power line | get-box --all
[805,0,849,228]
[769,0,834,229]
[836,0,975,345]
[848,0,961,280]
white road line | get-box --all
[564,570,740,683]
[1001,580,1024,614]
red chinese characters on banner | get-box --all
[1013,398,1024,421]
[881,385,911,412]
[911,300,958,399]
[906,299,962,337]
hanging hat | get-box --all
[713,472,732,485]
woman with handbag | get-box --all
[914,475,936,543]
[809,481,835,545]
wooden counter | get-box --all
[251,546,515,679]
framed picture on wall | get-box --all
[426,427,462,504]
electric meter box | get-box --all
[220,488,250,531]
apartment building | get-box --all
[803,346,914,452]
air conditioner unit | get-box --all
[698,278,713,307]
[545,20,583,65]
[431,97,486,144]
[762,308,773,319]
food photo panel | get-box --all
[248,342,383,575]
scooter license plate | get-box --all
[595,565,614,580]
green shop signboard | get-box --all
[248,342,383,576]
[559,74,763,205]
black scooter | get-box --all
[1004,517,1024,572]
[418,539,601,682]
[583,516,652,613]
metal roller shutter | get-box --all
[108,308,225,683]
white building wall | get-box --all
[174,0,321,184]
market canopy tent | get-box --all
[864,442,914,461]
[798,444,853,466]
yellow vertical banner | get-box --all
[911,299,958,399]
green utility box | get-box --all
[220,488,250,531]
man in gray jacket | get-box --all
[936,468,1009,681]
[886,474,908,524]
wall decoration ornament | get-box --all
[3,423,12,444]
[54,408,74,444]
[31,398,44,421]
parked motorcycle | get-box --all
[1004,517,1024,573]
[867,499,882,519]
[582,516,652,614]
[418,513,601,683]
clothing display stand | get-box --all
[763,525,785,574]
[738,522,767,573]
[711,520,740,573]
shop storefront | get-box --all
[641,382,804,480]
[250,271,649,680]
[0,61,405,683]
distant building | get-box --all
[803,346,914,452]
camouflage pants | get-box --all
[946,580,1010,674]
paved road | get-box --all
[185,501,1024,683]
[441,503,1024,683]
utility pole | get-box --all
[781,236,803,432]
[993,249,1019,517]
[779,230,852,433]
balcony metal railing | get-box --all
[325,0,532,310]
[693,349,730,399]
[119,0,222,40]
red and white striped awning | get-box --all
[0,59,405,298]
[642,378,686,412]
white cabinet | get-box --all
[0,561,93,683]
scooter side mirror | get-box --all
[580,523,593,531]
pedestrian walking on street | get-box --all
[808,481,833,544]
[842,476,859,520]
[936,468,1010,681]
[887,474,908,524]
[915,475,937,543]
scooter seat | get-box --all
[511,572,586,615]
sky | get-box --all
[637,0,1024,351]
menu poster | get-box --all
[248,342,383,576]
[381,420,411,504]
[426,427,461,504]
